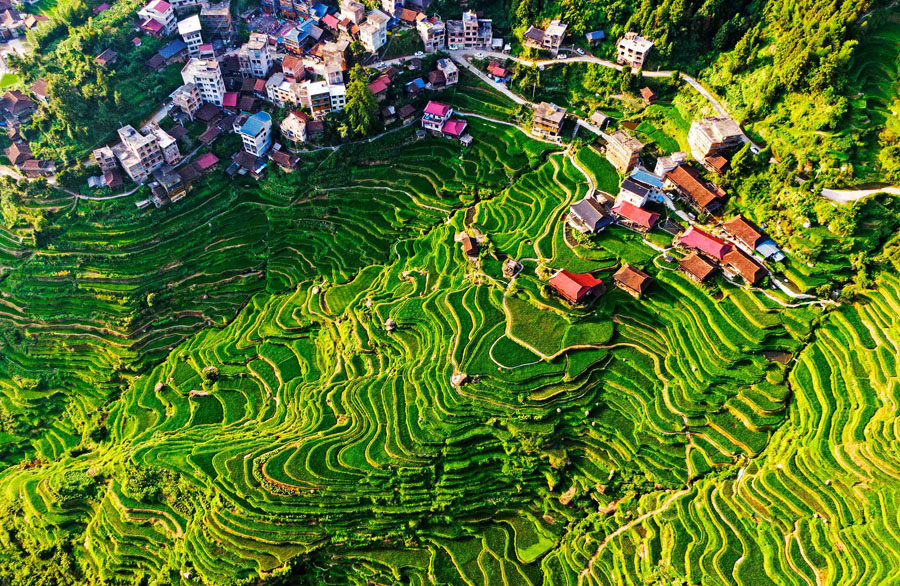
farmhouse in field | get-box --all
[612,200,659,232]
[532,102,566,138]
[422,101,467,139]
[679,253,717,283]
[664,163,726,214]
[723,248,766,285]
[674,226,732,261]
[613,264,652,298]
[605,129,643,173]
[548,270,605,304]
[723,215,786,262]
[459,234,479,259]
[568,198,613,233]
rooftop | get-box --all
[178,14,201,35]
[240,111,271,136]
[534,102,566,123]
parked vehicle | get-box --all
[575,48,585,56]
[557,53,568,59]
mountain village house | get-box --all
[532,102,566,138]
[548,270,605,304]
[616,32,653,69]
[613,264,652,298]
[687,116,744,163]
[605,130,644,173]
[522,19,567,53]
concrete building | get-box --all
[172,83,201,119]
[92,145,118,173]
[239,33,273,78]
[200,1,232,40]
[181,58,225,106]
[605,130,644,173]
[523,20,567,53]
[145,122,181,164]
[300,80,345,117]
[280,111,308,143]
[436,58,458,87]
[238,111,272,156]
[416,15,445,53]
[359,9,389,53]
[687,116,744,161]
[177,14,203,56]
[113,125,165,183]
[616,32,653,69]
[137,0,176,36]
[169,0,204,14]
[532,102,566,138]
[340,0,365,24]
[381,0,401,17]
[446,10,492,50]
[265,72,302,107]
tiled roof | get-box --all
[677,226,731,260]
[612,201,659,229]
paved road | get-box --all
[821,186,900,203]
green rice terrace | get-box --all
[2,116,900,586]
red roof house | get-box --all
[424,101,451,117]
[676,226,731,260]
[140,17,164,35]
[195,152,219,172]
[548,270,605,304]
[368,75,390,100]
[322,13,339,29]
[222,91,238,109]
[612,201,659,231]
[442,119,467,137]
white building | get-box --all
[280,111,308,143]
[359,9,389,53]
[181,58,225,106]
[616,32,653,69]
[239,33,273,78]
[138,0,177,36]
[340,0,365,24]
[177,14,203,56]
[300,80,345,117]
[238,111,272,156]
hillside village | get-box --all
[2,0,801,301]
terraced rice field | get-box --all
[2,118,899,585]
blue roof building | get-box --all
[756,240,786,262]
[585,30,605,42]
[239,112,272,156]
[159,39,188,61]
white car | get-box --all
[414,51,424,57]
[575,48,585,56]
[474,52,484,59]
[557,53,568,60]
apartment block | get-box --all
[446,10,491,50]
[340,0,365,24]
[181,58,225,106]
[239,33,273,78]
[265,72,302,107]
[416,15,445,52]
[172,83,201,119]
[113,125,165,183]
[280,111,308,143]
[359,9,389,53]
[200,1,232,40]
[238,111,272,156]
[138,0,177,36]
[178,14,203,56]
[145,122,181,164]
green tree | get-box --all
[345,65,378,137]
